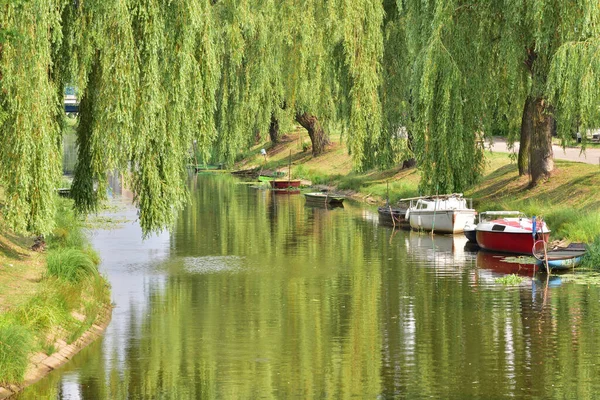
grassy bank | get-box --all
[236,129,600,264]
[0,197,111,386]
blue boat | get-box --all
[535,244,586,271]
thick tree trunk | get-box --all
[295,112,330,156]
[529,98,554,186]
[518,96,534,176]
[269,114,279,144]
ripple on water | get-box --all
[182,255,245,274]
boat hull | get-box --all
[537,256,583,270]
[409,209,476,233]
[464,229,477,243]
[378,207,409,228]
[535,247,586,270]
[269,180,301,189]
[304,193,344,204]
[476,231,550,255]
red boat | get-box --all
[269,179,301,190]
[475,211,550,255]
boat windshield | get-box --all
[480,211,527,222]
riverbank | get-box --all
[0,197,112,397]
[235,129,600,246]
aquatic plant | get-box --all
[495,274,524,285]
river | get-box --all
[17,173,600,399]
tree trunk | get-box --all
[269,114,279,144]
[295,112,329,156]
[529,98,554,186]
[518,96,534,176]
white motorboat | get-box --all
[404,194,476,234]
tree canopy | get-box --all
[1,0,600,234]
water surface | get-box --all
[19,174,600,399]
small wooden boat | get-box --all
[191,164,223,172]
[534,243,586,270]
[258,171,285,182]
[475,211,550,255]
[377,205,409,228]
[304,192,345,205]
[269,179,301,190]
[57,188,71,197]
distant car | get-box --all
[573,129,600,143]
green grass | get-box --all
[47,248,98,282]
[0,321,33,385]
[0,196,110,385]
[582,237,600,269]
[47,198,87,249]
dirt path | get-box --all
[488,137,600,165]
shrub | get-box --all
[47,248,98,282]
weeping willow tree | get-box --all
[67,0,219,234]
[484,0,600,185]
[5,0,598,235]
[386,0,600,192]
[212,0,385,163]
[0,0,64,233]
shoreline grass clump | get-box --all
[582,237,600,269]
[0,195,110,386]
[47,248,98,282]
[0,320,33,384]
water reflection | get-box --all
[18,174,600,399]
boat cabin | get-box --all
[405,194,473,211]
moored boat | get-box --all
[304,192,345,205]
[258,171,286,182]
[377,205,409,228]
[464,222,477,243]
[404,194,476,234]
[269,179,302,190]
[534,243,586,270]
[475,211,550,255]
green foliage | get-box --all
[4,0,600,236]
[0,320,33,384]
[0,0,62,234]
[46,248,98,282]
[293,165,338,186]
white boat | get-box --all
[404,194,476,234]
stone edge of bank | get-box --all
[0,304,113,399]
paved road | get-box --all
[487,136,600,165]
